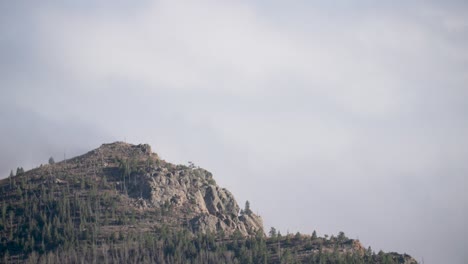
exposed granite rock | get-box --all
[239,213,264,234]
[92,142,264,236]
[146,165,262,236]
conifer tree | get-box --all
[244,200,252,215]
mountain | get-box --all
[0,142,417,263]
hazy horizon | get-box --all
[1,1,467,263]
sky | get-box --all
[1,1,468,263]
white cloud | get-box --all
[35,0,429,119]
[36,1,298,94]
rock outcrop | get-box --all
[68,142,263,236]
[143,155,263,236]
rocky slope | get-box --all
[0,142,417,263]
[8,142,262,237]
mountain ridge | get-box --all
[0,142,417,263]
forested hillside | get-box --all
[0,142,417,263]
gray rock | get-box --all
[72,142,264,237]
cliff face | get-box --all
[123,144,264,236]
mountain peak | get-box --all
[0,142,417,263]
[85,141,156,161]
[4,142,263,237]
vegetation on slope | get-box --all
[0,142,417,263]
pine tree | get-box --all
[269,227,277,238]
[244,201,252,215]
[312,230,317,240]
[9,170,13,187]
[16,167,24,176]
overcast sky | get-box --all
[1,1,468,263]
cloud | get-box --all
[34,1,468,121]
[0,103,109,177]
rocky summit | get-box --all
[10,142,262,236]
[0,142,417,263]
